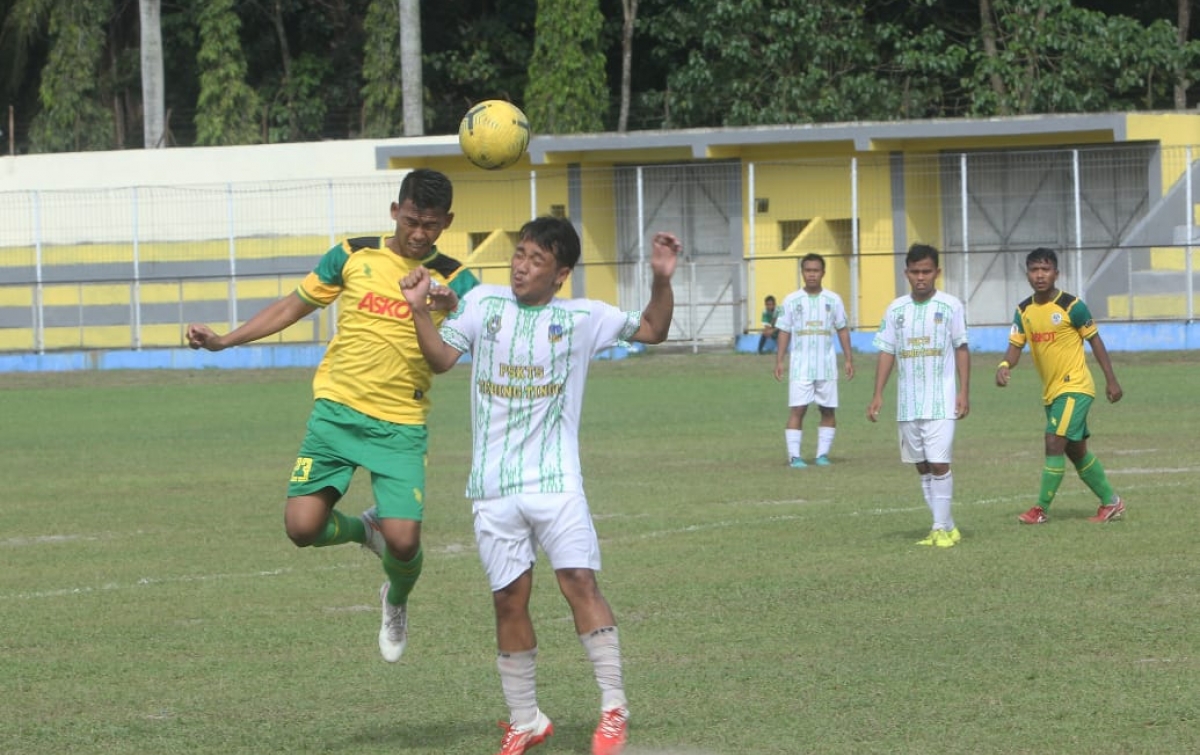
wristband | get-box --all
[997,360,1010,370]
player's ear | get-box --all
[442,211,454,230]
[390,201,400,220]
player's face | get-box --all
[510,238,570,306]
[904,257,939,301]
[801,261,825,292]
[1026,259,1058,295]
[390,199,453,260]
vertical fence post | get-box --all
[529,169,537,221]
[226,183,238,330]
[1072,149,1083,298]
[1187,147,1195,321]
[747,161,756,332]
[635,166,646,310]
[850,157,860,329]
[131,187,142,349]
[32,190,45,354]
[689,259,698,354]
[325,179,337,342]
[959,153,969,302]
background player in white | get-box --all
[867,244,970,548]
[772,253,855,467]
[401,217,682,755]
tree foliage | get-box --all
[359,0,402,138]
[27,0,114,152]
[6,0,1200,154]
[524,0,608,134]
[194,0,261,146]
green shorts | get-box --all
[288,399,428,521]
[1044,393,1093,442]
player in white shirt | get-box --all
[868,244,971,548]
[402,216,682,755]
[772,253,855,467]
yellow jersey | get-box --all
[1008,290,1098,404]
[295,236,478,425]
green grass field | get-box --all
[2,351,1197,754]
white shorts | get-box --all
[789,379,838,408]
[898,419,956,464]
[472,491,601,592]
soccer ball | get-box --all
[458,100,531,170]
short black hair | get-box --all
[800,253,826,271]
[397,168,453,213]
[906,243,939,268]
[765,295,776,304]
[519,216,581,269]
[1026,247,1058,269]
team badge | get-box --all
[485,314,502,341]
[895,313,905,328]
[934,312,944,323]
[1051,312,1063,325]
[548,324,564,343]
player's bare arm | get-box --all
[995,344,1022,387]
[955,343,971,419]
[867,352,895,422]
[632,232,682,344]
[773,331,791,382]
[1087,333,1123,403]
[838,327,855,379]
[400,267,463,373]
[186,293,316,351]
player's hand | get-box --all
[399,267,432,310]
[185,324,224,351]
[844,361,855,380]
[867,398,883,423]
[649,232,683,279]
[773,362,785,382]
[956,396,970,419]
[427,282,459,313]
[995,365,1011,387]
[1106,380,1123,403]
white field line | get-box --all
[2,469,1192,602]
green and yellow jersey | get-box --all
[1008,290,1098,405]
[296,236,478,425]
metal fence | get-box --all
[1,145,1197,353]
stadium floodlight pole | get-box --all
[1072,149,1084,299]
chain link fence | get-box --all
[1,145,1196,353]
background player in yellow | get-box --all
[185,169,477,661]
[995,247,1124,525]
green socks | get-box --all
[312,510,367,547]
[1073,452,1116,504]
[384,547,423,605]
[1038,455,1066,507]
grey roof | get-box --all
[375,113,1130,168]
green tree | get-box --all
[524,0,607,134]
[360,0,402,138]
[194,0,260,146]
[966,0,1192,114]
[27,0,114,152]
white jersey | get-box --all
[775,288,848,381]
[871,290,968,422]
[439,284,641,499]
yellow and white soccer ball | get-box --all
[458,100,531,170]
